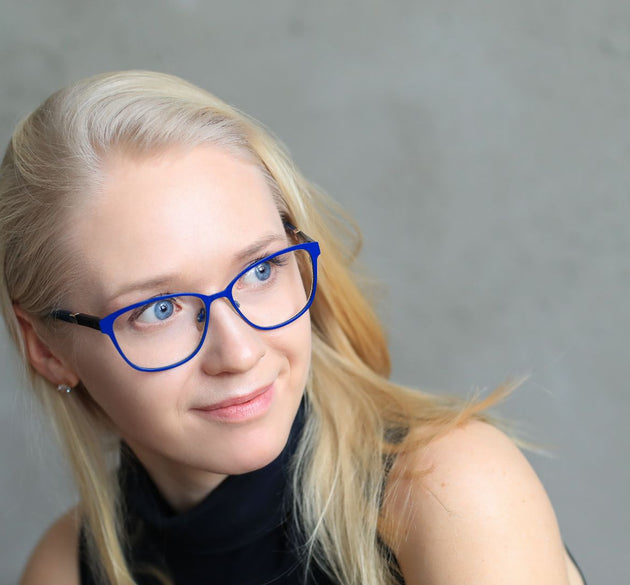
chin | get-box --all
[219,422,293,476]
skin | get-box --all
[383,422,585,585]
[17,145,584,585]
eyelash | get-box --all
[244,249,286,271]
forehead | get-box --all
[70,146,284,307]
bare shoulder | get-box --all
[384,420,580,585]
[20,507,80,585]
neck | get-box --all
[124,441,228,513]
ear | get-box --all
[13,305,80,389]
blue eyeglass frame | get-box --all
[48,226,320,372]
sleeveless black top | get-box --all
[79,407,339,584]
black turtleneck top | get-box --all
[78,406,338,585]
[76,407,586,585]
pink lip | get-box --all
[193,384,274,422]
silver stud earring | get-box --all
[57,384,72,394]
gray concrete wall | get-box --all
[1,2,627,583]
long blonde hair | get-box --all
[0,71,500,585]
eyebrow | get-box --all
[233,232,287,262]
[103,231,288,306]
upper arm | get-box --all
[20,507,80,585]
[384,421,572,585]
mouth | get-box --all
[192,384,274,422]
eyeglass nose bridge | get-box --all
[187,283,251,357]
[193,272,270,350]
[196,287,242,326]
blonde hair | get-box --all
[0,71,500,585]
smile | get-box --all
[192,384,275,422]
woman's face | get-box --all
[59,145,312,508]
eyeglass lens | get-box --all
[110,248,314,369]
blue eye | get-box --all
[238,255,289,290]
[252,262,271,281]
[154,300,174,320]
[133,298,176,324]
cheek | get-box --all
[70,337,180,430]
[281,313,312,383]
[259,313,312,393]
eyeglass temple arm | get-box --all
[284,222,314,243]
[49,309,102,331]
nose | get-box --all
[197,297,265,375]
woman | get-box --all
[1,71,585,584]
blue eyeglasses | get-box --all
[49,226,320,372]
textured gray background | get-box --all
[1,2,628,583]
